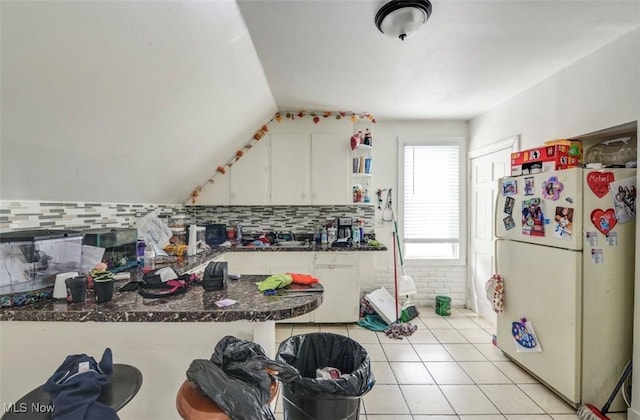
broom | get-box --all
[577,360,632,420]
[392,214,418,322]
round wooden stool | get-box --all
[176,377,279,420]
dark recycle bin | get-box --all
[276,332,375,420]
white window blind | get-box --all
[403,143,460,259]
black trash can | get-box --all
[276,332,375,420]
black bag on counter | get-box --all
[118,267,199,299]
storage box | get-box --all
[0,229,83,296]
[544,139,583,168]
[511,145,570,176]
[82,228,138,272]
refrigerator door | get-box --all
[496,239,581,405]
[581,168,635,411]
[495,168,582,251]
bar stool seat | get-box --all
[176,377,278,420]
[1,364,143,420]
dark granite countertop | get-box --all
[0,241,386,320]
[0,274,323,322]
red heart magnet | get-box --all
[591,209,617,235]
[587,171,615,198]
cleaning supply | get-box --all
[577,361,633,420]
[392,213,417,296]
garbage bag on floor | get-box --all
[186,335,298,420]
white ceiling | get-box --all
[237,0,640,120]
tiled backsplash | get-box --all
[0,201,375,234]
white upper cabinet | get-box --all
[194,172,231,205]
[230,138,269,205]
[270,133,310,205]
[311,133,350,205]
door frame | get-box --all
[466,135,519,315]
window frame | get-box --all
[397,136,467,266]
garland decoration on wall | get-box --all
[187,110,375,204]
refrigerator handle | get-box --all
[494,189,500,239]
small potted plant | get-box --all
[91,263,115,303]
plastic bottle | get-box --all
[364,128,372,146]
[143,243,156,273]
[321,227,328,245]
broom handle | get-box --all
[601,360,632,415]
[392,231,399,322]
[393,216,405,267]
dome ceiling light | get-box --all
[375,0,433,41]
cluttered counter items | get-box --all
[0,273,323,322]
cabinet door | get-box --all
[270,134,310,204]
[311,133,350,204]
[230,139,269,205]
[223,253,268,275]
[195,174,230,205]
[313,263,359,323]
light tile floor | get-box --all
[271,307,629,420]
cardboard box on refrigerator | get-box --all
[545,139,583,168]
[511,145,570,176]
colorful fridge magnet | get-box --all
[503,215,515,230]
[609,176,636,224]
[512,317,542,352]
[542,176,563,200]
[522,198,545,236]
[591,208,617,235]
[587,171,615,198]
[502,179,517,196]
[553,207,573,240]
[524,177,535,196]
[504,196,515,214]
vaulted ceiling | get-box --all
[237,0,640,119]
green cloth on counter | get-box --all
[255,274,293,292]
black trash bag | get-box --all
[186,336,298,420]
[276,332,375,398]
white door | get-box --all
[468,144,512,321]
[270,133,310,204]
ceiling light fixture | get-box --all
[375,0,433,41]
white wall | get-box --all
[469,29,639,151]
[0,1,276,204]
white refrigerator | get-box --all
[495,167,636,411]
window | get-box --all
[400,138,465,261]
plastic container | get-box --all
[276,333,375,420]
[143,244,156,273]
[435,295,451,316]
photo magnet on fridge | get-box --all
[503,215,515,230]
[522,198,545,236]
[524,177,534,196]
[609,177,636,224]
[553,207,573,240]
[504,197,515,214]
[591,208,617,235]
[502,179,517,196]
[542,176,563,201]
